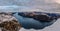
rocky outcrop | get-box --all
[0,12,21,31]
[18,12,59,22]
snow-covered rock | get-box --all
[0,12,21,31]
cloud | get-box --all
[55,0,60,3]
[0,0,59,13]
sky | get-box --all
[55,0,60,3]
[0,0,59,13]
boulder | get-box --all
[0,12,21,31]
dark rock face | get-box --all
[18,12,59,22]
[33,15,51,22]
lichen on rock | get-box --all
[0,12,21,31]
